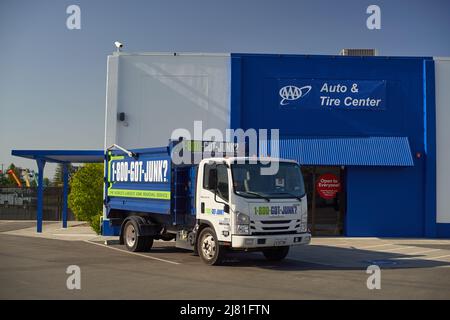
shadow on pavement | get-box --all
[217,245,450,271]
[94,239,450,271]
[0,221,40,233]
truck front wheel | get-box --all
[262,246,290,261]
[123,220,153,252]
[197,227,223,265]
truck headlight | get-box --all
[236,224,250,235]
[298,222,307,233]
[236,212,250,224]
[235,212,250,235]
[301,212,308,223]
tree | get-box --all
[0,171,9,186]
[68,163,104,234]
[29,179,37,188]
[43,177,51,187]
[52,163,77,187]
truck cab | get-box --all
[194,157,310,264]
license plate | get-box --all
[274,239,287,246]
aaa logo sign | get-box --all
[316,174,341,200]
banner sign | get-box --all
[277,79,386,110]
[107,154,171,200]
[109,158,170,183]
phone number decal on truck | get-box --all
[254,205,299,216]
[110,159,169,183]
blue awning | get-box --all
[262,137,414,166]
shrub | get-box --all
[68,163,104,234]
[90,212,103,235]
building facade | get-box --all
[104,52,450,237]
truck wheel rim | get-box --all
[201,234,216,260]
[125,224,136,248]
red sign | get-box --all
[316,173,341,200]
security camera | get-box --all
[114,41,123,52]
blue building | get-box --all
[230,54,436,237]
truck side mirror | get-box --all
[208,168,218,190]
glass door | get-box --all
[301,166,345,236]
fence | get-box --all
[0,187,76,221]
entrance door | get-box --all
[302,166,346,236]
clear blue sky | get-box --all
[1,0,449,178]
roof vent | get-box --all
[340,48,377,56]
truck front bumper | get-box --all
[231,232,311,249]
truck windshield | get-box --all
[231,162,306,199]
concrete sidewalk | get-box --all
[0,220,115,242]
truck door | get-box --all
[197,162,231,241]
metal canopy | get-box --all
[11,150,104,163]
[11,149,104,233]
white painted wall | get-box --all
[104,54,119,150]
[435,57,450,223]
[104,53,231,150]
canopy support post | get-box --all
[62,163,69,229]
[36,158,46,233]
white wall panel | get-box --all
[435,57,450,223]
[104,53,231,150]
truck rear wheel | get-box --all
[262,246,290,261]
[197,227,223,265]
[123,220,153,252]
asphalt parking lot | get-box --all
[0,221,449,299]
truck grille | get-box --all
[252,231,298,236]
[260,220,291,224]
[261,226,289,231]
[250,219,299,234]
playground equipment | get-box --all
[7,169,22,188]
[22,169,31,188]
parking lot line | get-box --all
[52,234,96,237]
[356,243,395,250]
[83,240,180,265]
[424,254,450,261]
[376,246,415,252]
[406,249,441,255]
